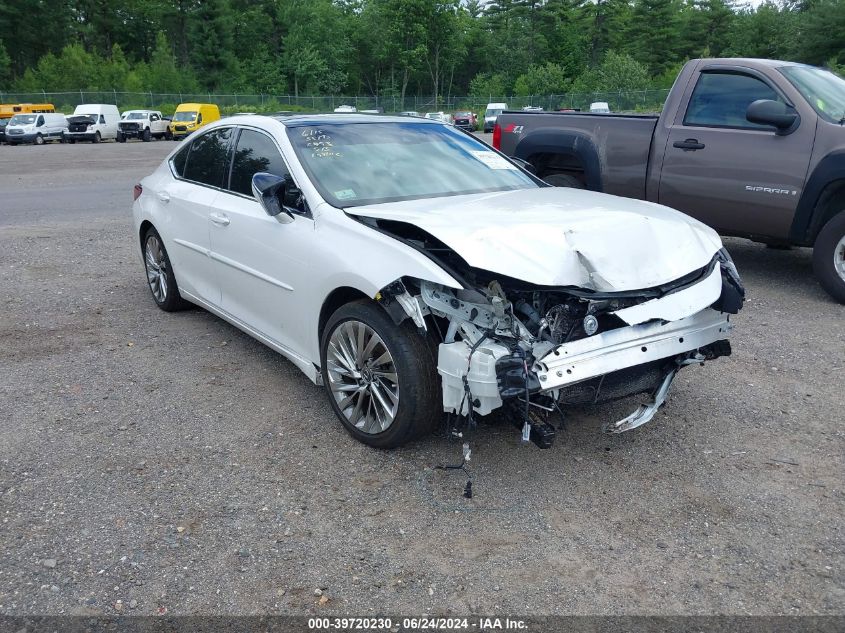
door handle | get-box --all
[673,138,706,151]
[156,191,171,203]
[209,212,230,227]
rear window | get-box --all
[180,128,233,187]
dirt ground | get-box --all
[0,137,842,618]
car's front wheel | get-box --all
[813,211,845,304]
[142,227,189,312]
[320,301,440,448]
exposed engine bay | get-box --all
[370,216,745,449]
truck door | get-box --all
[658,68,815,241]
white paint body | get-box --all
[132,115,731,402]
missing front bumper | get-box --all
[534,308,732,392]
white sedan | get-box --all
[132,114,744,449]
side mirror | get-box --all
[251,172,302,222]
[746,99,799,134]
[510,157,536,174]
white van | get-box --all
[64,104,120,143]
[5,112,68,145]
[483,102,507,133]
[590,101,611,113]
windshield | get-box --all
[486,109,502,118]
[287,121,537,207]
[126,112,146,120]
[780,65,845,123]
[173,111,197,122]
[10,114,36,125]
[0,118,9,124]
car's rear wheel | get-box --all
[143,227,190,312]
[320,301,440,448]
[543,172,584,188]
[812,211,845,304]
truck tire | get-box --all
[117,131,125,143]
[92,131,101,144]
[165,129,173,141]
[812,211,845,304]
[34,133,44,145]
[543,172,583,188]
[142,127,151,142]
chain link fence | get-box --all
[0,89,671,115]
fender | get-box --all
[514,128,603,192]
[790,150,845,245]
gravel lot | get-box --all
[0,137,843,618]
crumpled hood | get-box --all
[347,187,723,292]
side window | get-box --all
[684,72,783,129]
[197,113,203,124]
[228,128,288,196]
[36,115,44,127]
[182,128,233,187]
[99,114,105,124]
[171,143,190,177]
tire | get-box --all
[67,138,75,144]
[812,211,845,304]
[165,129,173,141]
[117,131,125,143]
[92,131,101,143]
[320,300,440,448]
[142,227,190,312]
[142,127,151,142]
[34,133,44,145]
[543,172,584,188]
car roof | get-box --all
[269,113,441,127]
[697,57,815,70]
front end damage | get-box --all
[377,251,744,448]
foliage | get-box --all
[1,0,841,99]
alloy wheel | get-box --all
[144,235,168,303]
[835,234,845,283]
[326,320,399,434]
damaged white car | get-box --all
[132,115,744,449]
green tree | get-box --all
[573,51,651,92]
[142,31,194,93]
[513,62,569,96]
[0,39,11,86]
[187,0,238,90]
[469,72,508,99]
[628,0,682,76]
[798,0,845,66]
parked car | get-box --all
[398,111,420,117]
[118,110,172,142]
[424,111,453,124]
[169,103,220,140]
[453,111,477,131]
[483,102,507,133]
[495,58,845,304]
[333,105,357,113]
[522,105,544,112]
[132,114,743,450]
[589,102,611,113]
[5,112,68,145]
[0,117,9,143]
[64,104,120,143]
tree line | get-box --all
[0,0,842,102]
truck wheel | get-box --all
[92,131,101,144]
[165,129,173,141]
[812,211,845,304]
[142,128,151,142]
[320,300,440,448]
[544,172,583,188]
[34,133,44,145]
[117,131,125,143]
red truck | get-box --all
[494,58,845,303]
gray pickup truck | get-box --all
[494,58,845,303]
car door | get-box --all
[658,68,815,240]
[206,126,315,358]
[158,127,234,305]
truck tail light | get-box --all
[492,123,502,150]
[133,184,142,200]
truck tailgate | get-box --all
[496,111,659,200]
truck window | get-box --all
[684,72,783,129]
[228,128,288,196]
